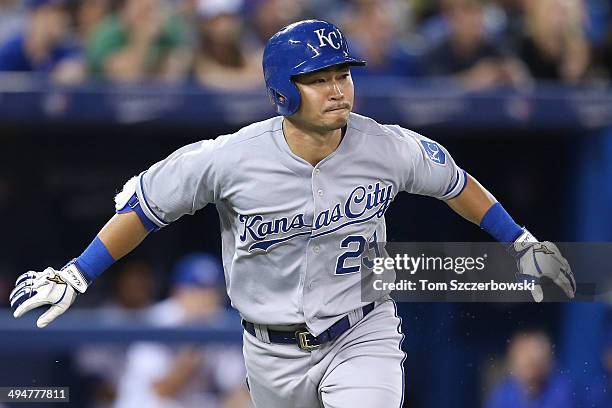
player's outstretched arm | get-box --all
[445,174,496,225]
[10,189,153,328]
[11,131,223,327]
[445,174,576,302]
[98,212,149,260]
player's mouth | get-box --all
[325,104,350,113]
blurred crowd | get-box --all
[483,327,612,408]
[76,252,253,408]
[0,0,612,90]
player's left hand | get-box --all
[509,230,576,302]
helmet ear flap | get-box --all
[268,88,286,106]
[275,90,287,104]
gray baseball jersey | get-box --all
[134,112,465,336]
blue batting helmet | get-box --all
[262,20,366,116]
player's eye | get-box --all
[312,78,326,84]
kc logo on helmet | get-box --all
[314,28,342,50]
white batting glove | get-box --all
[509,230,576,302]
[9,262,89,328]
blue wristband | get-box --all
[75,236,116,282]
[479,202,523,243]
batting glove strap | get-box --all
[58,261,89,294]
[508,229,538,255]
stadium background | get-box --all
[1,0,612,407]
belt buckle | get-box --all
[296,329,319,351]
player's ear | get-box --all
[269,89,287,105]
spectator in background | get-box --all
[73,0,112,45]
[94,259,157,321]
[418,0,508,51]
[87,0,191,82]
[513,0,590,83]
[192,0,262,91]
[485,329,573,408]
[114,253,252,408]
[248,0,306,47]
[0,0,85,84]
[76,259,157,408]
[424,0,528,90]
[341,0,423,77]
[0,0,26,44]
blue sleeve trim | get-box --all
[479,202,523,243]
[75,237,116,282]
[442,169,468,199]
[136,173,169,229]
[116,193,159,232]
[455,170,468,196]
[133,203,158,232]
[443,169,461,196]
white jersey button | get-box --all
[313,245,320,253]
[317,189,323,196]
[314,169,321,176]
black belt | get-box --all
[242,303,375,351]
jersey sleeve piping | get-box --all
[440,169,467,200]
[135,171,170,229]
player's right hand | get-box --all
[9,262,89,328]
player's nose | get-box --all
[329,79,344,100]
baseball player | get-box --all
[10,20,575,408]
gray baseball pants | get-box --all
[242,299,405,408]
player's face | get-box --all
[292,64,354,132]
